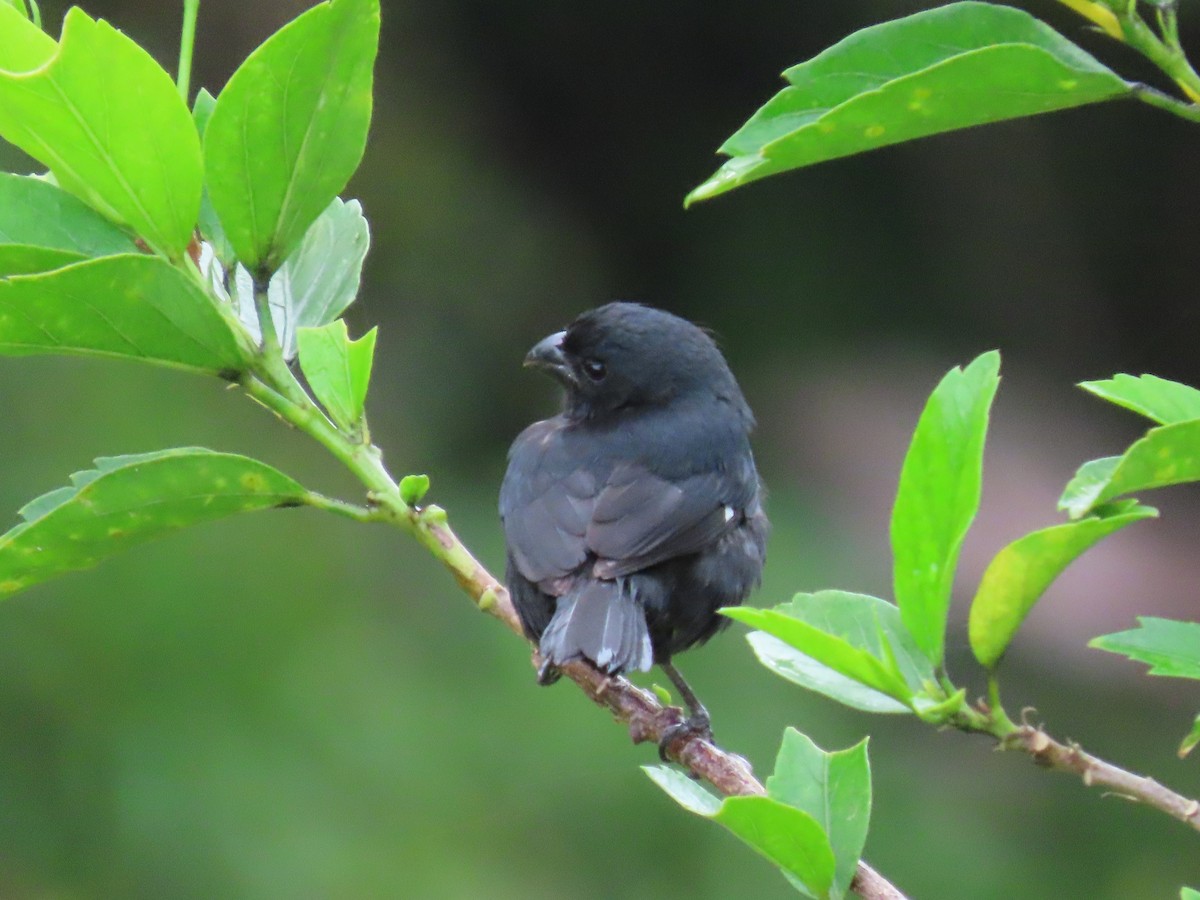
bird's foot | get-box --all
[657,708,713,764]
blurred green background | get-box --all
[2,1,1200,896]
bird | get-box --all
[499,302,768,755]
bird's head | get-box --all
[524,302,752,424]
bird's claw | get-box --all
[536,659,561,685]
[657,710,713,764]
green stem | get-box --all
[242,373,401,503]
[1120,10,1200,106]
[1057,0,1200,116]
[986,672,1017,738]
[252,276,281,357]
[1132,82,1200,123]
[177,0,200,104]
[302,491,380,523]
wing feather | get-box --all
[502,418,759,588]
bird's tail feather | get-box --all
[540,581,653,674]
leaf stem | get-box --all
[1059,0,1200,112]
[251,275,281,358]
[1119,8,1200,105]
[301,491,379,523]
[1131,82,1200,123]
[985,673,1017,738]
[177,0,200,103]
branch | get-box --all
[1003,723,1200,832]
[240,373,909,896]
[410,510,909,900]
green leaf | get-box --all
[1,0,30,21]
[737,590,934,712]
[1058,456,1120,517]
[0,6,202,259]
[296,320,376,431]
[892,351,1000,666]
[968,501,1157,669]
[1081,374,1200,426]
[725,598,915,708]
[0,254,248,375]
[645,766,836,898]
[228,199,370,358]
[746,632,907,714]
[204,0,379,273]
[644,765,722,815]
[1179,715,1200,760]
[193,88,237,269]
[1090,617,1200,680]
[0,245,85,276]
[1059,421,1200,518]
[0,449,309,600]
[687,2,1129,203]
[1182,889,1200,900]
[0,173,139,257]
[767,731,871,899]
[399,474,430,506]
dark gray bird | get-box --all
[499,302,768,752]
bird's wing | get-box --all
[500,419,597,585]
[502,420,754,586]
[585,463,742,578]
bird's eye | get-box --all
[581,358,606,381]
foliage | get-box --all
[688,1,1200,206]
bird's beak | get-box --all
[524,330,574,385]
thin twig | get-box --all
[236,367,909,896]
[411,513,909,899]
[1002,725,1200,832]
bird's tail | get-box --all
[540,580,653,675]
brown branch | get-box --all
[414,513,909,900]
[1003,724,1200,833]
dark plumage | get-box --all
[499,302,768,749]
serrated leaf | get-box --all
[725,604,913,707]
[891,351,1000,665]
[0,254,248,374]
[688,2,1129,203]
[1090,617,1200,680]
[969,501,1157,669]
[0,6,202,258]
[767,731,871,899]
[1059,421,1200,519]
[228,198,370,358]
[1081,374,1200,426]
[204,0,379,273]
[645,765,836,898]
[1179,715,1200,760]
[296,320,376,431]
[0,173,139,258]
[0,449,309,599]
